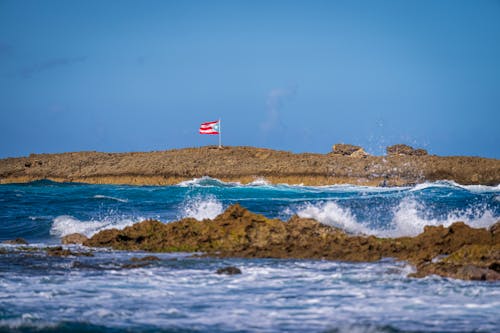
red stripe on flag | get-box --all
[201,121,218,126]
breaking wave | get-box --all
[177,176,240,187]
[93,194,128,203]
[179,195,224,221]
[297,202,370,234]
[296,198,499,237]
[50,215,143,237]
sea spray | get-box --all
[294,197,499,237]
[179,195,224,220]
[50,215,142,237]
[296,201,370,234]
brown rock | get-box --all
[332,144,364,156]
[2,238,28,245]
[46,246,94,257]
[1,146,499,186]
[84,204,500,281]
[216,266,242,275]
[410,243,500,281]
[490,220,500,235]
[350,148,369,158]
[61,233,88,245]
[387,144,428,156]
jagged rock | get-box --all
[46,246,94,257]
[410,262,500,281]
[216,266,242,275]
[409,243,500,281]
[331,144,366,156]
[61,233,88,245]
[490,220,500,235]
[350,148,369,158]
[2,238,28,245]
[84,205,500,281]
[387,144,428,156]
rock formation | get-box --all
[331,144,368,157]
[61,233,88,245]
[386,144,428,156]
[83,205,500,281]
[1,146,498,186]
[2,238,28,245]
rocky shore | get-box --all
[68,204,500,281]
[1,145,499,186]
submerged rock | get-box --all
[2,238,28,245]
[84,205,500,281]
[216,266,242,275]
[130,255,161,262]
[46,246,94,257]
[61,233,88,245]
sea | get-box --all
[0,178,499,333]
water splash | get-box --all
[297,201,370,234]
[179,195,224,221]
[295,198,498,237]
[50,215,142,237]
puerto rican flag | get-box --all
[199,120,220,135]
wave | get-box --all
[179,195,224,221]
[93,194,128,203]
[177,176,241,187]
[176,177,500,194]
[296,202,371,234]
[410,180,500,193]
[295,198,499,237]
[50,215,143,237]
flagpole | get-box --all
[218,118,222,148]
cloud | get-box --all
[18,56,87,78]
[260,86,297,134]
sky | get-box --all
[1,0,499,158]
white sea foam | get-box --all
[247,177,270,186]
[385,198,498,237]
[297,201,370,234]
[410,180,500,193]
[50,215,143,237]
[180,195,224,221]
[296,198,499,237]
[177,176,240,187]
[93,195,128,203]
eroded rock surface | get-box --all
[61,233,88,245]
[2,238,28,245]
[386,144,428,156]
[84,205,500,281]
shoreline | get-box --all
[1,146,499,186]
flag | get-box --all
[199,120,220,135]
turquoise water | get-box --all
[0,179,499,332]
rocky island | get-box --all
[3,144,499,282]
[1,144,499,186]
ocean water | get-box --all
[0,178,499,332]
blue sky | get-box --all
[1,0,499,158]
